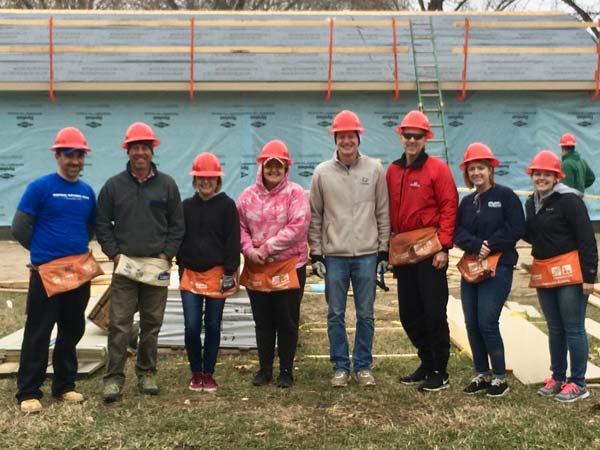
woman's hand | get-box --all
[583,283,594,296]
[247,248,267,265]
[479,240,491,259]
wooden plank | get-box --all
[585,318,600,340]
[0,18,411,27]
[589,295,600,309]
[0,81,597,93]
[452,47,595,55]
[454,20,598,28]
[506,301,541,319]
[0,45,408,55]
[446,296,474,359]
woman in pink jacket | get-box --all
[237,140,310,388]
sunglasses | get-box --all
[401,132,426,141]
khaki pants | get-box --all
[104,274,167,386]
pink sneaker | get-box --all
[555,382,589,403]
[202,373,218,393]
[188,372,203,391]
[537,378,563,397]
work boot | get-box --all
[138,374,159,395]
[59,391,85,403]
[20,399,43,413]
[102,383,122,403]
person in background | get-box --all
[12,127,96,413]
[559,133,595,193]
[454,143,525,398]
[524,150,597,403]
[177,152,240,393]
[237,140,310,388]
[386,110,457,392]
[309,110,390,388]
[96,122,184,402]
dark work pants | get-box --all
[393,257,450,376]
[248,265,306,373]
[16,270,90,403]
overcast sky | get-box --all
[445,0,598,16]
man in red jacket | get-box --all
[386,110,458,392]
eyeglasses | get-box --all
[401,132,426,141]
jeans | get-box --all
[248,266,306,372]
[104,274,168,386]
[325,254,377,372]
[16,270,90,403]
[181,291,226,374]
[460,264,513,377]
[537,284,589,387]
[393,257,450,375]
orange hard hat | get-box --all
[328,110,365,135]
[459,143,499,171]
[189,152,224,177]
[559,133,576,147]
[121,122,160,149]
[396,110,434,139]
[525,150,565,179]
[50,127,91,153]
[256,140,293,166]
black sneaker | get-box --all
[463,374,490,395]
[486,378,509,398]
[276,369,294,388]
[419,371,449,392]
[251,369,272,386]
[400,366,429,385]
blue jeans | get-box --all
[461,265,513,377]
[325,254,377,372]
[537,285,589,387]
[180,291,226,375]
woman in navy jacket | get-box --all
[454,143,525,397]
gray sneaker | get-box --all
[537,378,563,397]
[330,370,349,387]
[555,382,590,403]
[354,369,376,386]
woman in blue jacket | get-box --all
[454,143,525,397]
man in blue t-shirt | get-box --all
[11,127,96,414]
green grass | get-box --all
[1,289,600,450]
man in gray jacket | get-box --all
[309,110,390,387]
[96,122,184,402]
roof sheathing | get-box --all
[0,9,596,92]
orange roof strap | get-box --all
[325,17,334,102]
[392,17,399,101]
[189,17,195,102]
[457,17,470,102]
[589,19,600,102]
[48,16,55,103]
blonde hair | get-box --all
[463,160,495,189]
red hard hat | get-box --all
[121,122,160,149]
[328,110,365,135]
[396,110,434,139]
[459,143,500,171]
[559,133,576,147]
[525,150,565,179]
[256,140,293,166]
[189,152,224,177]
[50,127,91,152]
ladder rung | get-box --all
[417,64,436,68]
[413,35,433,39]
[421,93,439,97]
[428,139,446,143]
[423,108,440,113]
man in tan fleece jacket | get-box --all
[308,110,390,388]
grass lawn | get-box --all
[1,284,600,450]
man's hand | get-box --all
[432,251,448,269]
[583,282,594,296]
[376,251,389,273]
[221,275,236,293]
[310,254,326,278]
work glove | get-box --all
[220,274,236,293]
[310,254,326,279]
[376,251,389,274]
